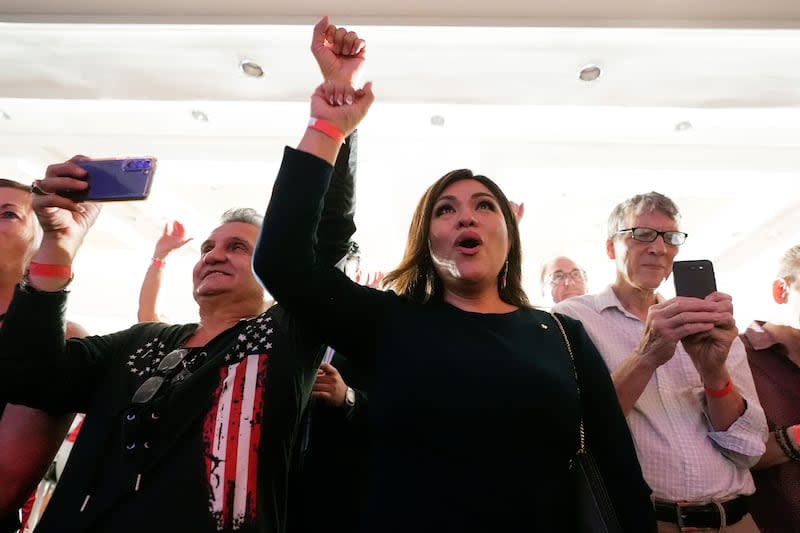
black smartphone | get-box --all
[63,157,157,202]
[673,259,717,298]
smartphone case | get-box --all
[673,259,717,299]
[68,157,157,202]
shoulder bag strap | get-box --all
[549,312,586,455]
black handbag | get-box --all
[550,313,623,533]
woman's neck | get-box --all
[443,287,517,314]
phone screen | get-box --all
[673,259,717,298]
[68,158,156,202]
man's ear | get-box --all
[772,279,788,304]
[606,239,616,260]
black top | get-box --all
[254,147,655,532]
[0,304,318,533]
[0,515,18,533]
[288,352,370,533]
[0,317,19,533]
[0,402,21,532]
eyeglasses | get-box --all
[131,348,190,405]
[546,269,586,285]
[616,227,688,246]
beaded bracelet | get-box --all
[775,426,800,462]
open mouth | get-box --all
[457,238,480,249]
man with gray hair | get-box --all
[0,19,365,533]
[555,191,767,533]
[742,244,800,533]
[0,149,355,533]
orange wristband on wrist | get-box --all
[29,262,72,279]
[704,379,734,398]
[308,117,344,144]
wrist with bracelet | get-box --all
[21,261,74,292]
[703,379,734,398]
[151,256,166,270]
[307,117,344,144]
[775,425,800,462]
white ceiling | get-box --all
[2,1,800,332]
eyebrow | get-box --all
[230,237,253,249]
[435,192,496,203]
[1,203,22,209]
[200,237,252,249]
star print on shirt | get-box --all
[124,310,277,378]
[125,335,163,376]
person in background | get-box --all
[0,178,88,533]
[0,20,362,533]
[743,244,800,533]
[253,22,655,531]
[540,255,588,305]
[138,220,192,323]
[555,191,768,533]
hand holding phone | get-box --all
[62,157,157,202]
[673,259,717,299]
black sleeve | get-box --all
[557,313,656,533]
[316,131,358,265]
[343,387,369,426]
[0,286,132,414]
[334,352,369,427]
[254,147,389,366]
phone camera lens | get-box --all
[124,159,151,171]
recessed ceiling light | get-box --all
[239,59,264,78]
[191,110,208,122]
[674,121,693,132]
[0,110,10,120]
[578,64,602,82]
[430,115,445,126]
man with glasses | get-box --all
[0,19,364,533]
[539,255,588,305]
[555,191,767,533]
[742,244,800,533]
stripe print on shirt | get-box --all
[204,352,269,531]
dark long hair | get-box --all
[383,169,529,307]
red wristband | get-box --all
[28,262,72,279]
[308,117,344,144]
[792,425,800,448]
[151,257,166,269]
[704,379,733,398]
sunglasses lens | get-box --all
[132,376,165,404]
[158,348,188,371]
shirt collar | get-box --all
[742,320,782,351]
[596,285,665,319]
